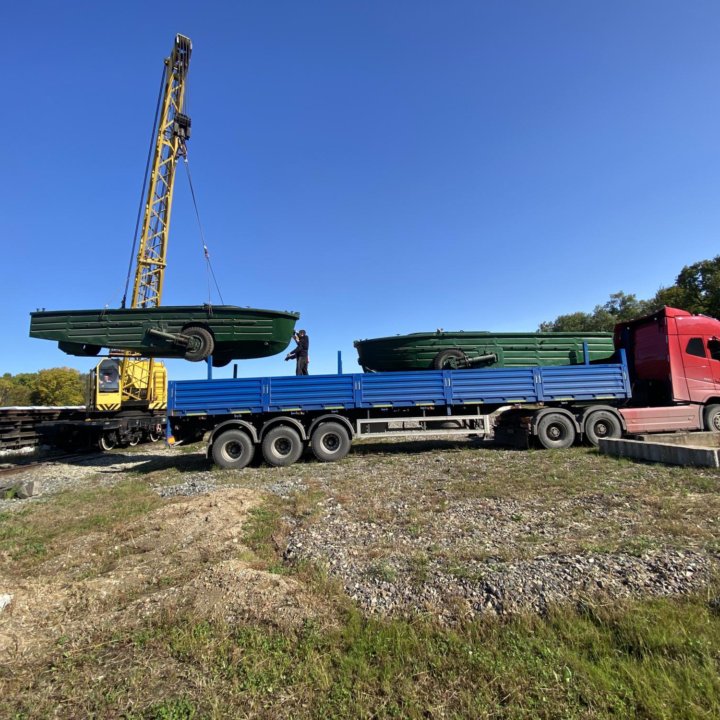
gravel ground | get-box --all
[285,493,712,619]
[0,451,154,512]
[2,438,719,621]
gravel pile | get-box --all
[154,477,219,498]
[287,531,711,620]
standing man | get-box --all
[285,329,309,375]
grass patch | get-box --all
[3,592,720,719]
[0,479,163,574]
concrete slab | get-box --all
[629,431,720,448]
[599,438,720,468]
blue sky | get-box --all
[2,1,719,380]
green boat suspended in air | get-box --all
[29,305,299,367]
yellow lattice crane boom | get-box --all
[93,35,192,414]
[131,34,192,309]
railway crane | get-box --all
[54,35,193,450]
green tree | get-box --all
[652,256,720,318]
[537,256,720,333]
[0,375,32,406]
[538,292,657,332]
[29,368,85,406]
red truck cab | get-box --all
[614,307,720,433]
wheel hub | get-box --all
[227,441,243,459]
[274,438,292,456]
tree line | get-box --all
[539,256,720,332]
[0,368,87,407]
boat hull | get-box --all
[354,331,615,372]
[30,305,299,364]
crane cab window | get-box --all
[98,360,120,392]
[686,338,707,358]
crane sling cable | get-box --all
[183,155,226,305]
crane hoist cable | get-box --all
[183,155,226,305]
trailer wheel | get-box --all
[212,429,255,469]
[98,432,117,451]
[183,327,215,361]
[536,413,576,449]
[262,426,303,467]
[432,349,467,370]
[703,404,720,432]
[311,422,351,462]
[584,410,622,446]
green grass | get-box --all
[4,593,720,719]
[0,479,163,573]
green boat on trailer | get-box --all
[29,305,299,367]
[354,330,615,372]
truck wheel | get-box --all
[262,426,303,467]
[311,422,351,462]
[212,429,255,470]
[536,413,576,449]
[703,404,720,432]
[98,432,117,451]
[432,349,467,370]
[183,327,214,361]
[584,410,622,446]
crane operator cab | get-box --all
[98,359,120,392]
[89,358,123,410]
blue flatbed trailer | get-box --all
[167,355,631,469]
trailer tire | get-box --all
[262,426,303,467]
[311,422,351,462]
[536,413,576,449]
[212,429,255,470]
[584,410,622,446]
[703,404,720,432]
[183,326,214,362]
[432,349,467,370]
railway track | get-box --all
[0,452,94,478]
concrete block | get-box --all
[631,431,720,448]
[599,438,720,467]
